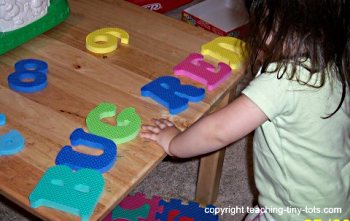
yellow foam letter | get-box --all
[86,28,129,54]
[201,37,247,70]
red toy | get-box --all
[127,0,193,13]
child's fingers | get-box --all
[142,125,160,133]
[140,132,159,141]
[158,118,174,127]
[163,120,174,127]
[153,119,167,129]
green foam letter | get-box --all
[86,103,141,144]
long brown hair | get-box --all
[245,0,350,117]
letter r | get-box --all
[141,76,205,115]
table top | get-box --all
[0,0,245,220]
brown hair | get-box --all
[245,0,350,117]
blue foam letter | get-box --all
[8,70,47,93]
[14,59,48,75]
[55,128,117,173]
[141,76,205,115]
[0,113,6,126]
[8,58,48,93]
[0,130,25,156]
[29,165,105,221]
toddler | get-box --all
[141,0,350,220]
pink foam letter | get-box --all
[173,53,232,91]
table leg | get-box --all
[195,89,236,205]
[195,148,226,204]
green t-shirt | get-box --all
[242,62,350,221]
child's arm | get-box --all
[140,94,267,158]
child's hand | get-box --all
[140,118,181,156]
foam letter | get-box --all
[55,128,117,173]
[86,103,141,144]
[29,165,104,221]
[8,70,47,93]
[0,130,25,155]
[14,59,48,75]
[174,53,232,91]
[8,59,48,93]
[86,27,129,54]
[141,76,205,115]
[0,113,5,126]
[201,37,247,70]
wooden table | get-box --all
[0,0,245,220]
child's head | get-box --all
[245,0,350,116]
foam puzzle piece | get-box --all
[113,204,150,221]
[86,27,129,54]
[8,70,47,93]
[0,130,25,156]
[29,165,105,221]
[141,76,205,115]
[86,103,141,144]
[55,128,117,173]
[103,212,113,221]
[173,53,232,91]
[168,210,194,221]
[111,192,162,221]
[0,113,6,126]
[156,199,218,221]
[14,59,48,75]
[201,37,247,70]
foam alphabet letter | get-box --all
[14,59,48,75]
[0,113,5,126]
[173,53,232,91]
[102,27,129,44]
[8,59,48,93]
[0,130,25,156]
[86,27,129,54]
[8,71,47,93]
[29,165,105,221]
[86,103,141,144]
[55,128,117,173]
[141,76,205,115]
[201,37,247,70]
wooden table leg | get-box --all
[195,148,226,204]
[195,89,236,205]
